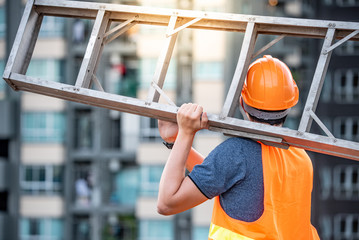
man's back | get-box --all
[209,143,320,239]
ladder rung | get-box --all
[75,9,110,89]
[146,15,179,104]
[220,21,257,119]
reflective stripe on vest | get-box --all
[208,223,254,240]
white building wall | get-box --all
[136,197,174,220]
[20,196,64,217]
[122,113,141,152]
[22,92,66,112]
[33,39,67,59]
[137,142,170,165]
[0,40,4,59]
[21,144,65,165]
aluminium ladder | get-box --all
[3,0,359,160]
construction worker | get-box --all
[157,55,320,239]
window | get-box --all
[22,112,66,143]
[106,61,138,97]
[112,167,139,205]
[21,165,63,194]
[102,110,122,149]
[194,61,223,81]
[0,60,5,100]
[39,16,65,38]
[333,165,359,200]
[333,117,359,142]
[323,0,333,5]
[73,163,93,207]
[337,41,359,55]
[27,59,64,83]
[102,214,137,239]
[334,69,359,103]
[140,165,163,197]
[319,166,332,200]
[74,109,93,150]
[139,220,174,240]
[140,117,161,142]
[0,7,5,38]
[192,226,209,240]
[73,215,90,240]
[20,218,64,240]
[320,73,332,103]
[139,58,176,89]
[333,214,359,239]
[336,0,359,6]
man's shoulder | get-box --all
[214,137,261,155]
[223,137,261,148]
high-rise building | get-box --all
[310,1,359,239]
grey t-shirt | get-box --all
[188,137,264,222]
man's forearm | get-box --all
[158,131,194,210]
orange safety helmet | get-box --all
[241,55,299,111]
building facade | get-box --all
[1,0,359,239]
[310,0,359,239]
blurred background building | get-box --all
[0,0,358,239]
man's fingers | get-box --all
[200,112,209,129]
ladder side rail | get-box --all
[33,0,359,30]
[146,15,179,104]
[33,1,359,40]
[220,21,258,119]
[298,28,336,133]
[75,10,110,89]
[3,0,42,88]
[7,72,359,161]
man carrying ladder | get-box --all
[157,55,320,240]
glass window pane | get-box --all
[114,167,139,205]
[195,61,223,81]
[51,219,64,238]
[20,219,30,235]
[74,110,93,149]
[139,58,176,89]
[21,165,63,194]
[139,220,174,240]
[27,59,64,83]
[140,166,163,197]
[39,219,46,235]
[53,166,63,183]
[22,112,66,143]
[29,219,39,235]
[0,7,5,38]
[25,167,33,182]
[39,16,65,38]
[192,226,209,240]
[39,167,46,182]
[0,60,5,99]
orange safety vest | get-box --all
[209,144,320,240]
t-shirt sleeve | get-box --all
[188,138,247,199]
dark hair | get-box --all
[248,109,288,126]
